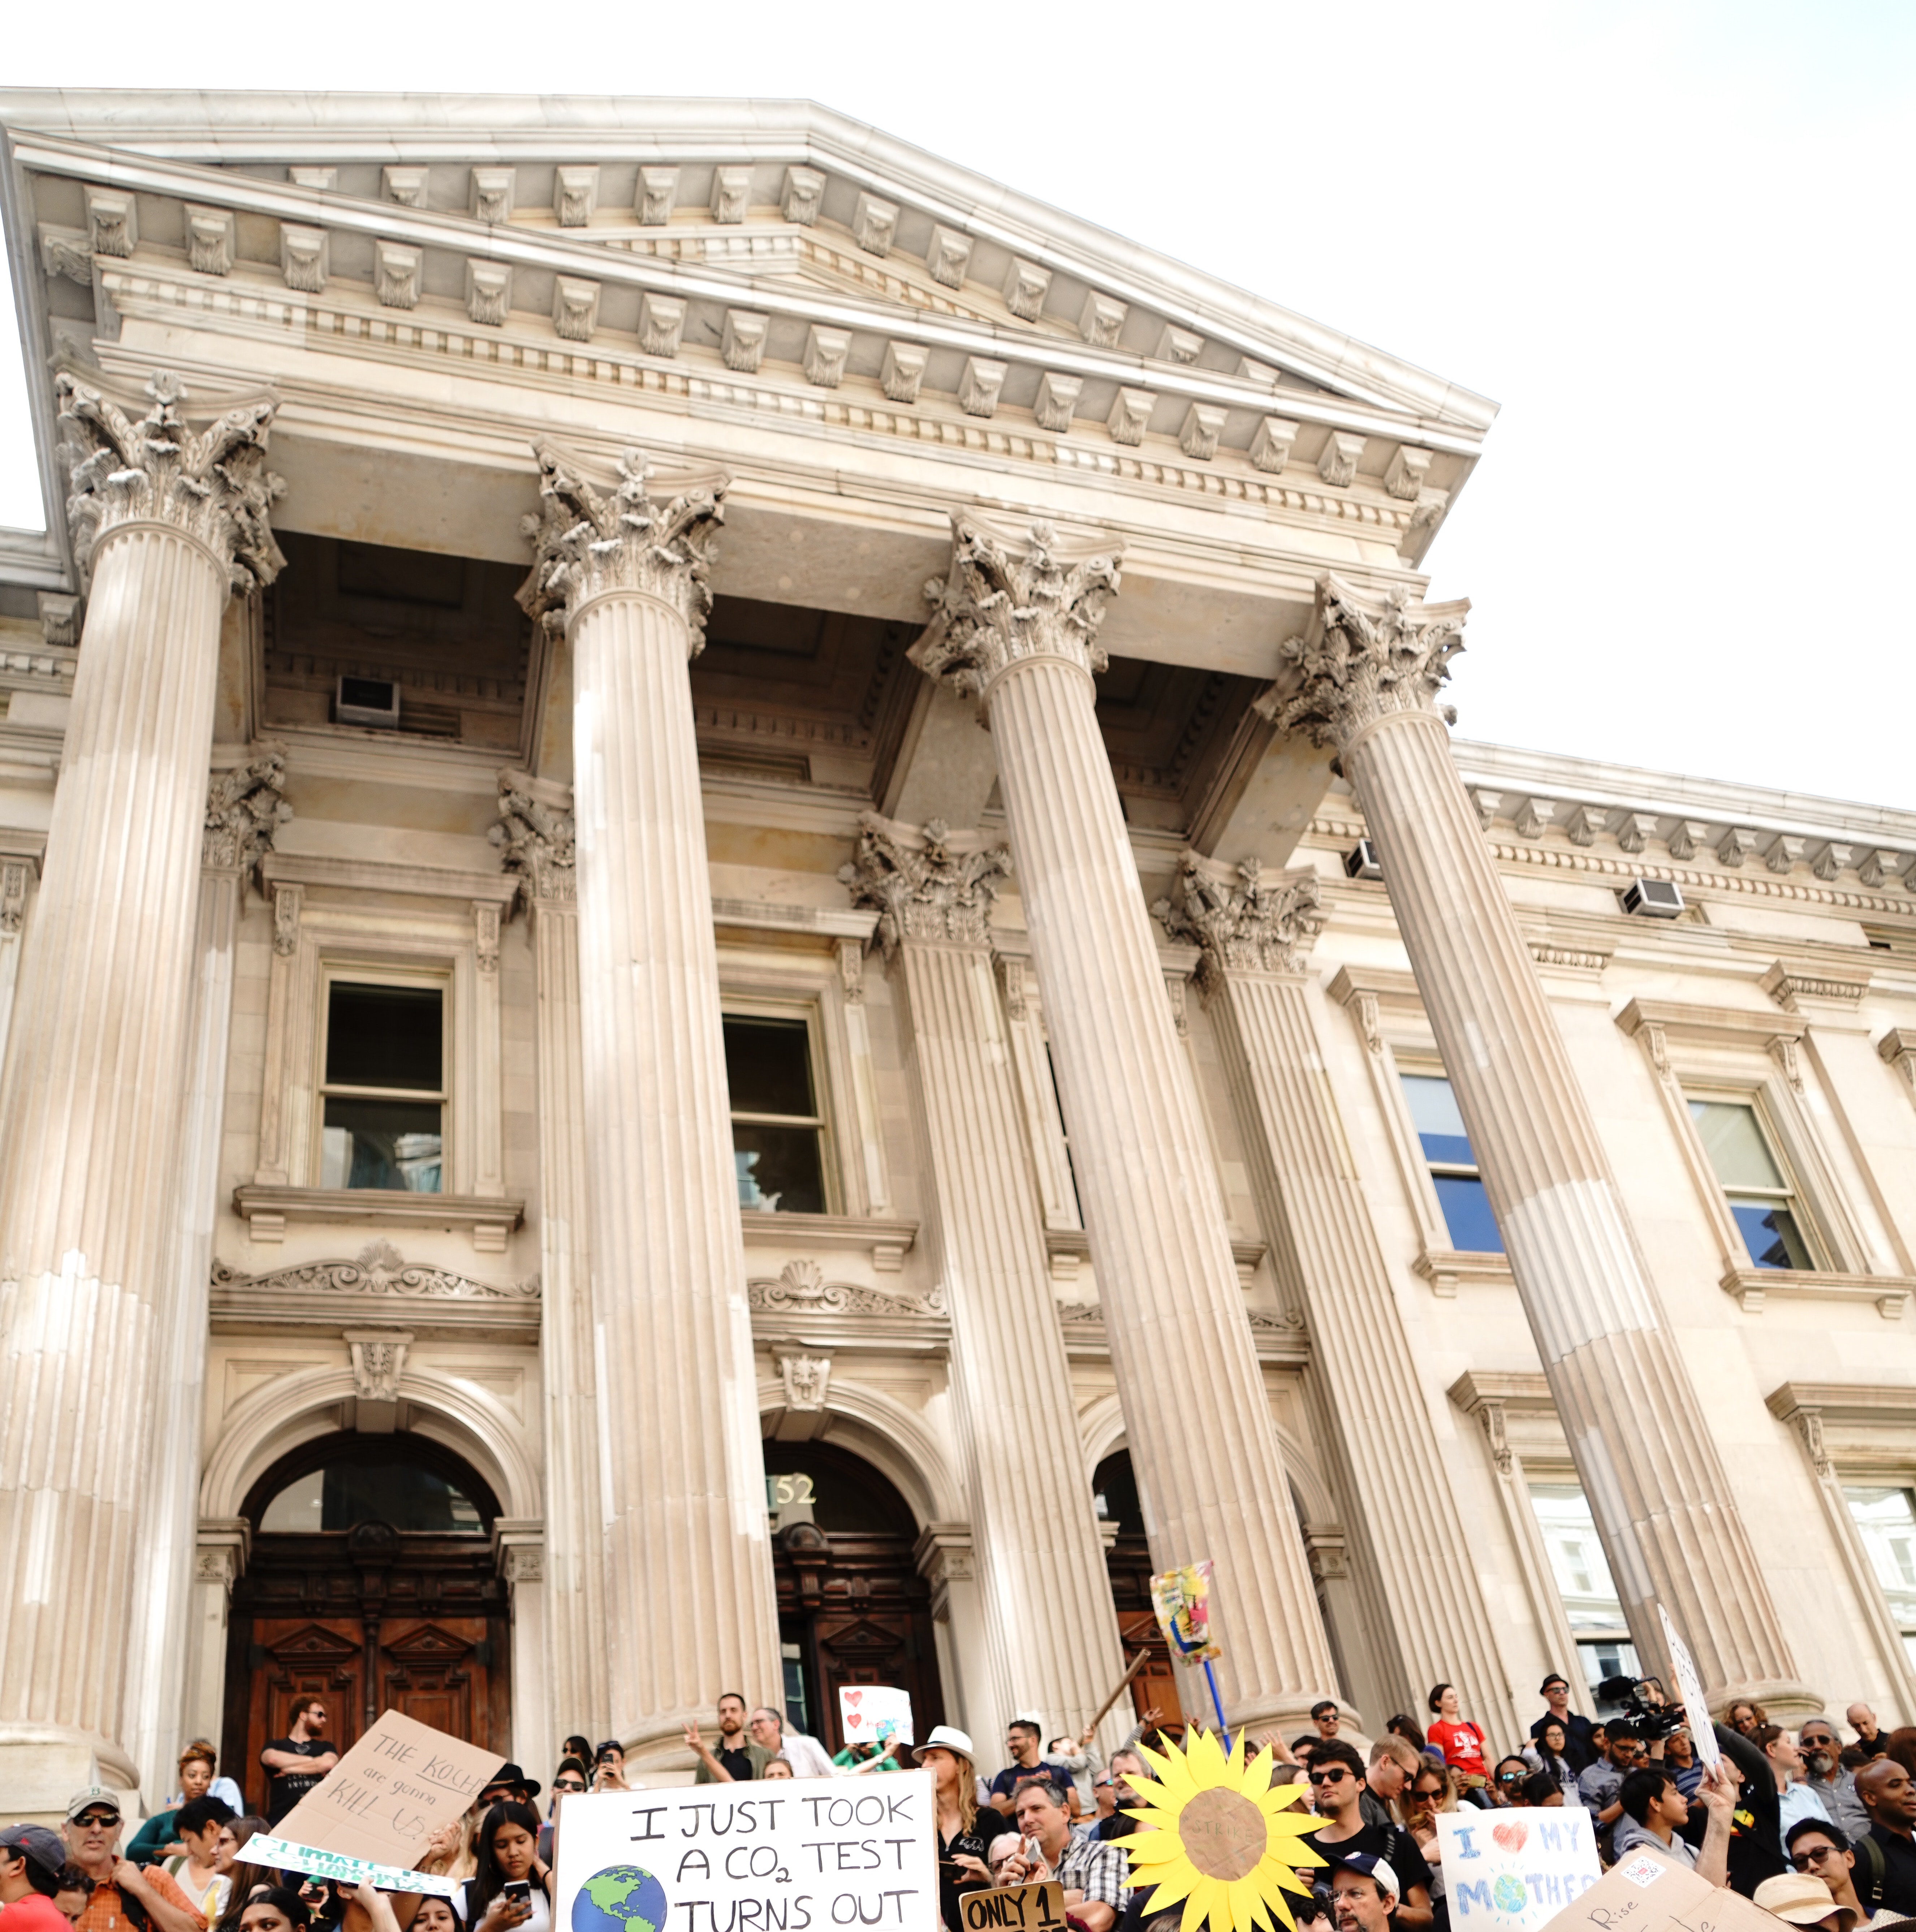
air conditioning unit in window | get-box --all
[1621,877,1685,918]
[336,674,401,729]
[1345,839,1384,881]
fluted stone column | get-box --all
[493,772,610,1745]
[842,814,1129,1742]
[519,445,779,1758]
[126,756,290,1799]
[911,515,1338,1732]
[1157,853,1517,1734]
[1260,574,1811,1709]
[0,374,283,1811]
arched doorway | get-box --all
[1091,1451,1181,1723]
[763,1440,946,1753]
[223,1432,510,1810]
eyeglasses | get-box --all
[73,1814,119,1829]
[1307,1769,1350,1785]
[1792,1847,1839,1870]
[1412,1788,1444,1803]
[554,1780,587,1793]
[1801,1737,1834,1750]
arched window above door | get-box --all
[245,1433,499,1535]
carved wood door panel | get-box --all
[377,1618,486,1741]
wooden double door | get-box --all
[225,1518,510,1812]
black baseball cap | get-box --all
[0,1825,65,1878]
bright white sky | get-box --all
[3,3,1911,805]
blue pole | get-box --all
[1201,1658,1231,1753]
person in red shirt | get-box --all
[1425,1684,1489,1790]
[1,1824,76,1932]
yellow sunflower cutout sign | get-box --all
[1124,1728,1325,1932]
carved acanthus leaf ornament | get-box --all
[492,780,577,903]
[517,440,727,654]
[1153,849,1325,986]
[204,751,293,880]
[1256,573,1471,753]
[56,371,285,595]
[910,512,1123,706]
[838,811,1010,955]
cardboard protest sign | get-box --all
[958,1880,1067,1928]
[839,1684,914,1749]
[555,1773,937,1932]
[1658,1604,1721,1770]
[1438,1806,1600,1932]
[1535,1839,1779,1932]
[260,1710,503,1893]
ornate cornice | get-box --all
[203,750,292,878]
[491,774,576,904]
[516,440,726,651]
[909,511,1122,705]
[837,811,1009,956]
[1152,849,1325,986]
[747,1258,946,1319]
[211,1241,539,1301]
[56,371,284,595]
[1256,573,1470,752]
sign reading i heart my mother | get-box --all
[1437,1806,1600,1932]
[838,1684,914,1749]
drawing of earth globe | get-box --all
[1492,1873,1528,1915]
[574,1866,669,1932]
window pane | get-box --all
[724,1016,817,1119]
[1433,1174,1504,1253]
[1729,1198,1813,1271]
[1529,1484,1626,1630]
[733,1123,825,1213]
[322,1097,443,1192]
[260,1462,482,1533]
[1688,1100,1786,1190]
[1401,1074,1476,1165]
[1847,1487,1916,1629]
[326,983,443,1091]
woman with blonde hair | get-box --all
[913,1726,1014,1932]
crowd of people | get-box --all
[12,1680,1916,1932]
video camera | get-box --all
[1597,1674,1686,1742]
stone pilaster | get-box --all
[911,514,1338,1732]
[1157,850,1518,1734]
[492,771,609,1745]
[842,813,1129,1743]
[0,375,283,1809]
[126,755,289,1800]
[1259,574,1812,1709]
[519,444,779,1758]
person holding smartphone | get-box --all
[458,1803,551,1932]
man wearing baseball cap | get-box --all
[0,1823,73,1932]
[60,1787,204,1932]
[1328,1853,1399,1932]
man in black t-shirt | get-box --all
[1528,1675,1597,1774]
[261,1696,340,1824]
[1298,1742,1434,1932]
[1854,1757,1916,1919]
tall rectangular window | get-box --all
[319,980,444,1193]
[1688,1099,1815,1271]
[1401,1073,1503,1252]
[725,1014,827,1214]
[1846,1486,1916,1666]
[1529,1482,1639,1711]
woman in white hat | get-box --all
[915,1726,1014,1932]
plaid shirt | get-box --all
[1056,1833,1129,1913]
[77,1868,204,1932]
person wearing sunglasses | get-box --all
[1800,1723,1871,1840]
[537,1759,591,1863]
[1298,1743,1434,1932]
[60,1788,204,1932]
[1785,1821,1872,1929]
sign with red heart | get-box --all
[1491,1821,1529,1854]
[1436,1806,1599,1932]
[837,1684,912,1750]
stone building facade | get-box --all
[1,90,1915,1820]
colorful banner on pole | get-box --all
[1149,1559,1221,1661]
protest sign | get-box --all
[556,1773,937,1932]
[1438,1806,1600,1932]
[1657,1603,1721,1769]
[265,1709,503,1892]
[958,1880,1067,1929]
[839,1684,914,1749]
[1535,1840,1779,1932]
[243,1838,459,1899]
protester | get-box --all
[1803,1722,1872,1840]
[1755,1725,1835,1852]
[1853,1758,1916,1918]
[590,1742,628,1794]
[685,1695,767,1783]
[916,1725,1011,1932]
[996,1779,1126,1932]
[1522,1772,1563,1808]
[1786,1821,1876,1929]
[1490,1758,1529,1806]
[1528,1677,1597,1774]
[988,1718,1054,1814]
[210,1820,277,1932]
[129,1747,243,1864]
[1100,1751,1149,1849]
[158,1799,236,1922]
[1713,1720,1789,1896]
[477,1767,540,1811]
[749,1707,832,1781]
[1523,1720,1579,1801]
[1851,1708,1889,1760]
[53,1864,92,1925]
[1328,1853,1400,1932]
[1728,1701,1769,1738]
[1358,1739,1420,1831]
[236,1888,311,1932]
[1424,1688,1487,1790]
[1385,1718,1433,1763]
[1666,1730,1704,1800]
[1301,1742,1433,1932]
[1312,1703,1342,1741]
[557,1738,590,1774]
[60,1786,205,1932]
[1752,1873,1858,1932]
[1578,1721,1644,1842]
[1611,1763,1732,1884]
[1398,1764,1450,1920]
[261,1701,340,1827]
[0,1824,74,1932]
[458,1801,551,1932]
[1092,1769,1117,1822]
[539,1761,588,1862]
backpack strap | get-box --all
[1859,1831,1887,1910]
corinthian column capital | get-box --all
[517,440,727,651]
[1256,573,1471,752]
[57,371,285,595]
[910,511,1123,702]
[491,771,577,903]
[203,751,293,876]
[838,811,1010,956]
[1153,849,1325,986]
